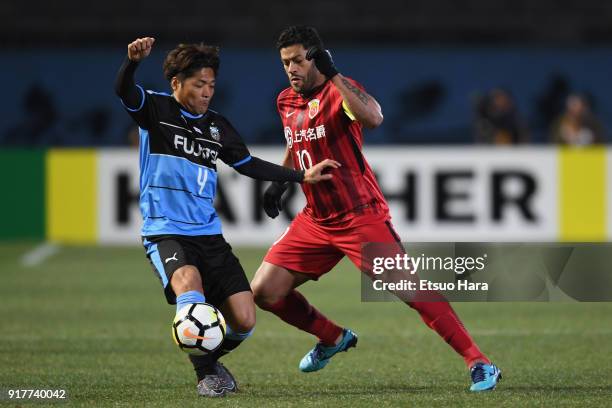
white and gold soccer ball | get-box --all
[172,303,226,355]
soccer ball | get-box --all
[172,303,226,355]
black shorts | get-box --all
[142,234,251,307]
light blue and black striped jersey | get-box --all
[120,86,252,237]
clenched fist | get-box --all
[128,37,155,62]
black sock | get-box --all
[188,328,252,381]
[189,354,216,382]
[209,337,244,361]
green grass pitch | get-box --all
[1,242,611,407]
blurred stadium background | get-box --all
[1,1,611,406]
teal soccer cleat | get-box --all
[299,329,358,372]
[470,362,502,392]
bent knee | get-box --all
[252,277,288,309]
[251,281,264,302]
[229,309,256,333]
[253,289,283,310]
[251,280,268,303]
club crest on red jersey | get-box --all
[308,99,320,119]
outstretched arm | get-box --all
[234,156,340,184]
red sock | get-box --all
[409,301,490,368]
[262,290,343,346]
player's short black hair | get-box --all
[276,25,324,51]
[163,43,220,81]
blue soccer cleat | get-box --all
[470,362,502,392]
[299,329,358,372]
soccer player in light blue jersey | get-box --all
[115,37,340,397]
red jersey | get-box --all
[277,78,389,223]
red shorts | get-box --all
[264,211,402,279]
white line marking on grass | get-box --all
[21,242,60,267]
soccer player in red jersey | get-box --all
[251,26,501,392]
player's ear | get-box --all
[170,76,180,92]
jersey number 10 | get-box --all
[296,149,313,171]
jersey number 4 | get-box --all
[197,167,209,195]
